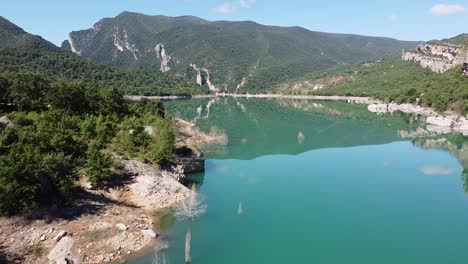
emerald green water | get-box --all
[128,98,468,264]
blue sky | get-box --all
[2,0,468,45]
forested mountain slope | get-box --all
[63,12,419,93]
[0,16,206,95]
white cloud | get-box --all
[240,0,256,8]
[430,4,466,15]
[420,166,454,175]
[214,3,235,14]
[389,14,399,22]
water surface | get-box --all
[129,98,468,264]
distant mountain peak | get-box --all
[0,16,26,35]
[0,16,59,52]
[442,34,468,46]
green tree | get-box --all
[0,76,8,108]
[46,81,88,113]
[0,146,41,215]
[151,118,175,165]
[98,87,129,116]
[85,141,113,187]
[7,73,49,111]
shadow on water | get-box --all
[180,172,205,188]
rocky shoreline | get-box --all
[368,102,468,136]
[0,118,227,264]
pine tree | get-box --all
[85,141,113,187]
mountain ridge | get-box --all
[0,16,61,52]
[0,16,206,95]
[62,12,420,93]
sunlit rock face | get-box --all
[368,102,468,136]
[402,43,468,73]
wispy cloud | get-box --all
[389,14,399,23]
[420,165,454,175]
[214,2,235,14]
[240,0,256,8]
[430,4,466,15]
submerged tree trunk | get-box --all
[185,223,192,264]
[176,184,206,264]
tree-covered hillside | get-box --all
[281,57,468,114]
[0,16,60,52]
[0,16,206,96]
[438,34,468,46]
[63,12,420,93]
[0,48,207,95]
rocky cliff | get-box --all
[402,42,468,73]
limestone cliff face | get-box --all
[402,43,468,73]
[155,43,172,72]
[190,64,218,92]
[112,27,139,60]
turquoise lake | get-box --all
[128,98,468,264]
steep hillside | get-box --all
[62,12,419,93]
[280,56,468,114]
[440,34,468,46]
[278,57,430,96]
[0,16,60,52]
[0,16,206,95]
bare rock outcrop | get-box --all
[190,64,218,92]
[121,159,192,210]
[113,27,139,60]
[176,153,205,173]
[155,43,172,72]
[141,229,157,238]
[402,43,468,73]
[53,231,67,242]
[48,236,82,264]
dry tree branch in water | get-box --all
[176,184,207,263]
[176,185,207,221]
